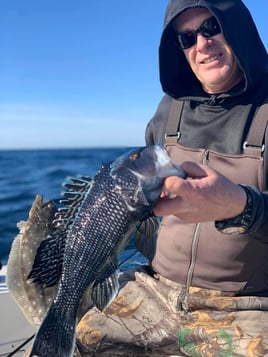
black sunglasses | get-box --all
[176,16,221,50]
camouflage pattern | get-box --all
[74,266,184,357]
[74,267,268,357]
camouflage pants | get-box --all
[74,267,268,357]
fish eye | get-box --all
[130,152,140,160]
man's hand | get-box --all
[153,161,247,223]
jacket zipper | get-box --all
[177,149,209,313]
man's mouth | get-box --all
[202,53,223,64]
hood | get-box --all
[159,0,268,99]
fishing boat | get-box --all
[0,265,36,357]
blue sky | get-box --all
[0,1,267,150]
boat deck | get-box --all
[0,266,36,357]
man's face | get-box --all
[174,8,243,94]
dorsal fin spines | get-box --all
[52,175,94,231]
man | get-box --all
[11,0,268,356]
[74,1,268,356]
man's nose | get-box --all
[196,33,211,50]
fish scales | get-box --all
[59,165,140,303]
[7,144,186,357]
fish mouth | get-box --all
[131,145,187,203]
[133,145,187,205]
[111,144,187,204]
[154,145,187,179]
[130,144,187,184]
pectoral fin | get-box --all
[91,261,120,311]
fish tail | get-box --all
[30,303,77,357]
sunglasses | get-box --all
[176,16,221,50]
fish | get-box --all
[25,144,186,357]
[6,195,59,326]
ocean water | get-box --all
[0,148,147,269]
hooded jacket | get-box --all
[159,0,268,99]
[145,0,268,295]
[147,0,268,151]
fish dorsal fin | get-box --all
[53,176,93,230]
[28,176,93,287]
